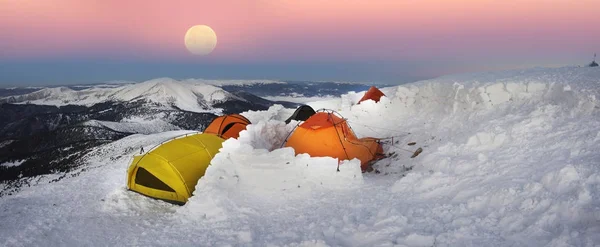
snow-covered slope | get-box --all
[0,78,242,113]
[184,78,286,86]
[81,119,180,135]
[1,67,599,246]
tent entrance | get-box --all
[134,167,176,192]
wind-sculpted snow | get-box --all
[0,67,599,246]
[181,120,365,221]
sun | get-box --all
[184,25,217,56]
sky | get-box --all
[1,0,598,86]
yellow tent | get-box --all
[127,133,224,204]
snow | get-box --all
[108,78,231,111]
[264,95,338,104]
[0,78,239,113]
[1,66,600,246]
[181,78,286,86]
[82,118,180,135]
[0,160,25,168]
[0,140,14,149]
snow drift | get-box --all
[1,67,599,246]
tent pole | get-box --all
[330,113,350,172]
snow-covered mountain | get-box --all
[0,78,246,113]
[0,79,385,107]
[1,67,599,246]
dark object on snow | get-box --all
[589,53,598,67]
[285,105,316,124]
[407,142,416,146]
[411,147,423,158]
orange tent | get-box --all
[283,111,383,171]
[358,86,385,104]
[204,114,251,139]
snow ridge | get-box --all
[0,78,239,113]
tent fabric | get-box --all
[283,111,384,171]
[204,114,251,139]
[358,86,385,104]
[127,133,225,204]
[285,105,316,124]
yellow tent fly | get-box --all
[126,133,224,204]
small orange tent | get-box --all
[283,111,383,171]
[204,114,251,139]
[358,86,385,104]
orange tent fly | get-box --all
[283,111,384,171]
[204,114,251,139]
[358,86,385,104]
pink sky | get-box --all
[1,0,598,80]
